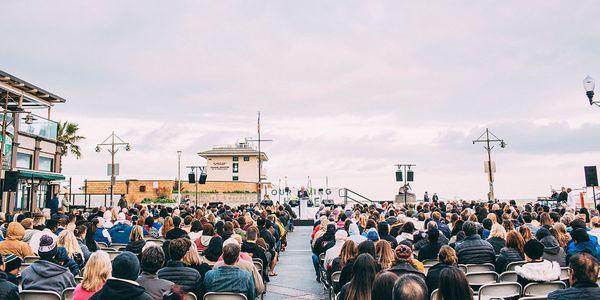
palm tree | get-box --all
[57,121,85,159]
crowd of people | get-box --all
[0,200,297,300]
[311,200,600,300]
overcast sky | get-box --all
[2,1,600,201]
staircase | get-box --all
[338,188,375,205]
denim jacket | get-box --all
[203,265,255,300]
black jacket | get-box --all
[487,237,505,255]
[495,247,524,273]
[165,228,189,240]
[158,260,203,297]
[456,234,496,264]
[90,278,152,300]
[126,240,146,254]
[0,272,18,300]
[417,241,444,261]
[241,241,269,281]
[425,263,455,293]
[388,262,425,280]
[548,281,600,300]
[337,258,354,294]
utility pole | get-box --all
[96,132,131,205]
[473,128,506,202]
[177,150,182,204]
[246,112,272,204]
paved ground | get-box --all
[264,226,327,300]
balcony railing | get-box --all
[19,114,58,141]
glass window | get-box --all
[16,153,32,169]
[233,163,239,173]
[243,156,250,161]
[38,157,53,172]
[233,156,239,161]
[232,176,239,181]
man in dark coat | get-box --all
[548,253,600,300]
[0,255,18,300]
[158,238,203,297]
[455,221,496,264]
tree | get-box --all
[57,121,85,159]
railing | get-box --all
[339,188,375,205]
[19,114,57,141]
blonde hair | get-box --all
[183,240,201,266]
[591,216,600,228]
[438,245,458,265]
[553,222,571,248]
[82,251,111,292]
[486,213,497,224]
[489,224,506,239]
[57,230,83,259]
[130,225,144,242]
[375,241,395,270]
[161,216,174,237]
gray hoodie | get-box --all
[21,259,76,295]
[540,235,567,267]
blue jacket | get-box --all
[108,223,133,244]
[567,240,600,262]
[204,266,255,300]
[94,228,111,246]
[568,235,598,252]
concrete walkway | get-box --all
[264,226,326,300]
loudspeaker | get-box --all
[407,170,414,182]
[395,170,403,182]
[584,166,598,187]
[188,173,196,184]
[198,173,207,184]
[3,171,18,192]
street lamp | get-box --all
[584,75,596,106]
[96,131,131,204]
[473,128,506,202]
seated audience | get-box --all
[90,251,152,300]
[58,230,85,268]
[125,225,146,254]
[548,253,600,300]
[0,222,34,258]
[137,245,174,299]
[392,273,429,300]
[388,244,425,280]
[2,255,20,285]
[515,239,561,287]
[92,218,112,246]
[536,227,567,267]
[324,230,348,268]
[338,253,377,300]
[495,230,525,273]
[371,271,398,300]
[331,240,357,294]
[108,213,133,244]
[158,237,203,297]
[455,221,496,264]
[73,251,111,300]
[567,228,600,262]
[426,245,458,293]
[375,240,395,270]
[436,266,473,300]
[0,255,18,300]
[487,223,506,255]
[204,243,255,300]
[213,238,265,296]
[417,227,444,261]
[21,234,76,294]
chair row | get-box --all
[432,280,566,300]
[20,289,248,300]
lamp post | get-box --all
[96,132,131,205]
[395,164,415,205]
[473,128,506,202]
[177,150,182,204]
[583,76,598,106]
[186,165,206,207]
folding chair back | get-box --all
[477,282,521,300]
[23,256,40,264]
[75,276,84,285]
[518,297,547,300]
[499,271,518,282]
[466,271,498,290]
[19,290,61,300]
[63,287,75,300]
[423,259,438,267]
[458,264,468,273]
[253,260,263,276]
[560,267,570,280]
[431,289,439,299]
[523,281,566,297]
[506,261,526,271]
[106,250,120,260]
[203,292,248,300]
[466,263,495,273]
[145,239,165,246]
[185,292,197,300]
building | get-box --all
[198,141,268,185]
[0,70,66,212]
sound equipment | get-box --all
[198,173,207,184]
[395,170,403,182]
[188,173,196,184]
[3,171,18,192]
[407,170,414,182]
[584,166,598,187]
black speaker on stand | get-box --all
[198,173,207,184]
[188,173,196,184]
[3,171,19,192]
[585,166,599,209]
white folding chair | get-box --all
[458,264,468,273]
[477,282,521,300]
[499,271,518,282]
[518,297,547,300]
[106,250,120,260]
[559,267,570,281]
[330,271,341,300]
[23,256,40,264]
[431,288,439,299]
[523,281,566,297]
[75,276,84,285]
[203,292,248,300]
[19,290,61,300]
[466,263,495,273]
[145,238,165,246]
[506,261,526,271]
[185,292,197,300]
[63,287,75,300]
[467,271,499,291]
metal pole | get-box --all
[195,167,198,207]
[257,112,261,204]
[404,165,408,205]
[593,186,597,209]
[486,129,494,202]
[278,178,281,203]
[0,92,8,210]
[177,150,182,204]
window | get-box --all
[16,153,32,169]
[38,157,53,172]
[233,156,239,161]
[232,176,239,181]
[243,156,250,161]
[233,163,239,173]
[139,186,146,192]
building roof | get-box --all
[0,69,66,109]
[198,142,268,161]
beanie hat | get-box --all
[38,234,57,258]
[4,254,21,273]
[524,239,545,260]
[366,228,379,241]
[335,230,348,241]
[395,244,413,260]
[112,251,140,281]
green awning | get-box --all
[18,169,66,181]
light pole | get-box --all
[583,76,598,106]
[177,150,182,204]
[246,112,272,204]
[96,132,131,205]
[186,165,206,207]
[395,164,415,205]
[473,128,506,202]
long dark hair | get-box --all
[371,271,399,300]
[357,240,376,259]
[84,221,98,252]
[437,267,473,300]
[345,253,377,300]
